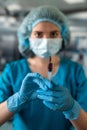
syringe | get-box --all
[48,57,53,81]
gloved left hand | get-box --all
[37,82,81,120]
[37,85,74,111]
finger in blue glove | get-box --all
[33,76,53,90]
[43,100,59,111]
[37,87,74,111]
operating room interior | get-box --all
[0,0,87,130]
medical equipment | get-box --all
[29,38,62,58]
[48,57,53,80]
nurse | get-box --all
[0,5,87,130]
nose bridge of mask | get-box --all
[29,38,49,56]
[39,39,48,51]
[30,38,48,50]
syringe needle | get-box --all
[48,56,53,81]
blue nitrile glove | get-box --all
[33,76,53,90]
[7,73,52,112]
[37,83,81,120]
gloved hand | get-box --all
[7,73,52,112]
[37,82,81,120]
[37,85,74,111]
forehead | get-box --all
[32,21,60,32]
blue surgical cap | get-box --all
[17,5,70,57]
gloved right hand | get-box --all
[37,82,81,120]
[7,73,50,112]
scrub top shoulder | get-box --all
[0,59,30,102]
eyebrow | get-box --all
[33,30,60,33]
[50,30,60,33]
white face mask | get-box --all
[29,38,62,58]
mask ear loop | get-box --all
[48,56,53,81]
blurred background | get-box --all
[0,0,87,129]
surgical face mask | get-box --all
[29,38,62,58]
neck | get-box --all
[27,56,60,78]
[27,56,60,66]
[28,56,49,66]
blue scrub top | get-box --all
[0,57,87,130]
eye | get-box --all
[34,32,43,38]
[50,31,61,38]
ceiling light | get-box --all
[64,0,86,4]
[67,12,87,20]
[7,4,22,11]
